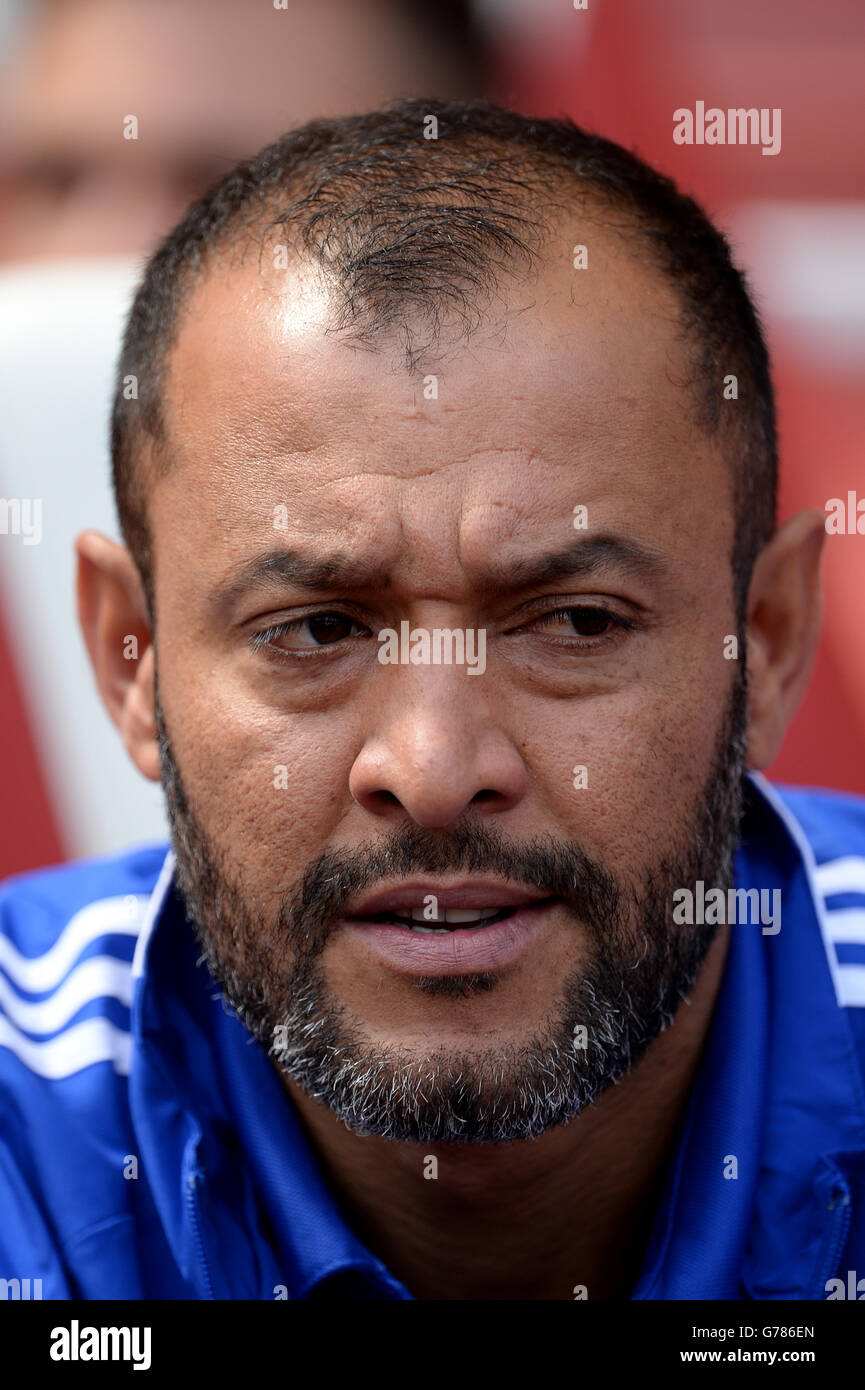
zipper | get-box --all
[185,1169,216,1300]
[814,1177,852,1297]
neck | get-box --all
[282,925,730,1301]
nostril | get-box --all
[354,789,402,812]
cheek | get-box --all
[159,665,361,881]
[523,675,728,872]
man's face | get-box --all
[148,228,747,1142]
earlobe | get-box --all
[123,643,162,782]
[75,529,162,783]
[744,509,825,769]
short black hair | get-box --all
[111,98,776,625]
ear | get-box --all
[745,508,826,769]
[75,530,161,782]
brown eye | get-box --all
[250,610,367,659]
[303,614,356,645]
[531,606,622,638]
[566,607,616,637]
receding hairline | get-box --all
[134,177,707,490]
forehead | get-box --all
[150,225,731,593]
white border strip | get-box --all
[0,894,146,993]
[131,849,176,982]
[0,954,133,1034]
[822,908,865,946]
[0,1015,132,1078]
[813,857,865,899]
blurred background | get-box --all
[0,0,863,879]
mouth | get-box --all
[341,882,559,976]
[359,905,523,933]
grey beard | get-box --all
[155,667,748,1144]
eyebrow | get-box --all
[213,534,668,610]
[482,536,668,591]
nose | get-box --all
[348,670,528,828]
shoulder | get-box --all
[0,846,171,1289]
[762,783,865,988]
[0,843,169,1080]
[0,847,168,1191]
[761,782,865,1089]
[0,839,170,1089]
[0,843,169,957]
[768,782,865,865]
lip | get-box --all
[344,879,550,917]
[342,898,558,976]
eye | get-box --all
[524,605,632,643]
[249,611,368,659]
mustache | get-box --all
[279,818,624,958]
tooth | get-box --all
[410,907,444,922]
[410,924,450,933]
[443,908,498,924]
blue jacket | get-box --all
[2,772,865,1300]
